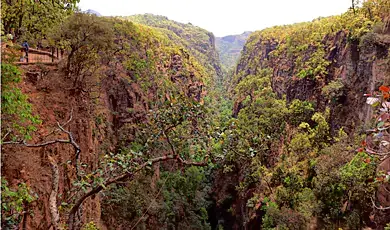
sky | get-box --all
[78,0,352,37]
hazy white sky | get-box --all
[78,0,352,37]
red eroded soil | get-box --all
[1,64,112,229]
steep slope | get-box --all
[122,14,223,82]
[234,11,390,133]
[216,31,251,71]
[1,14,212,229]
[211,3,390,229]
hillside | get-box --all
[122,14,223,82]
[216,31,251,71]
[216,3,390,229]
[1,13,212,229]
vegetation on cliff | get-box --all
[220,0,390,229]
[122,14,223,82]
[2,11,215,229]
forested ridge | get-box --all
[216,31,252,73]
[1,1,390,230]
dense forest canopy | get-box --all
[1,0,390,229]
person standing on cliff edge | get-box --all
[22,40,29,62]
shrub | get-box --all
[81,222,100,230]
[322,79,345,102]
[1,179,37,229]
[1,63,41,141]
[288,99,315,127]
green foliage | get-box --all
[50,13,114,91]
[262,206,306,230]
[221,62,384,229]
[4,1,389,229]
[295,188,318,219]
[289,110,331,156]
[102,167,211,229]
[340,151,376,186]
[160,167,211,229]
[222,69,289,166]
[83,92,214,228]
[235,0,384,85]
[322,79,345,102]
[361,0,390,20]
[1,63,41,141]
[1,0,78,41]
[101,179,150,226]
[1,179,38,229]
[81,222,100,230]
[289,133,312,156]
[122,14,222,83]
[108,17,210,102]
[288,99,315,126]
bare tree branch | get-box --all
[2,121,81,170]
[164,130,177,155]
[67,153,207,230]
[2,139,70,146]
[371,196,390,210]
[2,110,80,162]
[2,110,80,229]
[61,108,74,128]
[55,119,82,180]
[1,130,11,142]
[383,185,390,194]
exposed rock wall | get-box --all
[1,65,111,229]
[234,29,390,133]
[1,20,208,229]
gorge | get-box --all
[1,1,390,229]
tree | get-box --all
[2,95,213,230]
[66,95,213,229]
[50,13,114,93]
[1,179,37,229]
[1,0,79,40]
[351,0,360,14]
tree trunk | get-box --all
[66,49,75,78]
[48,156,60,230]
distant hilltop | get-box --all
[84,9,102,16]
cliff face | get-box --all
[1,18,209,229]
[234,16,390,133]
[215,11,390,230]
[3,4,390,230]
[1,64,110,229]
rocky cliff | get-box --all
[213,7,390,230]
[1,16,210,229]
[2,2,390,230]
[234,14,390,133]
